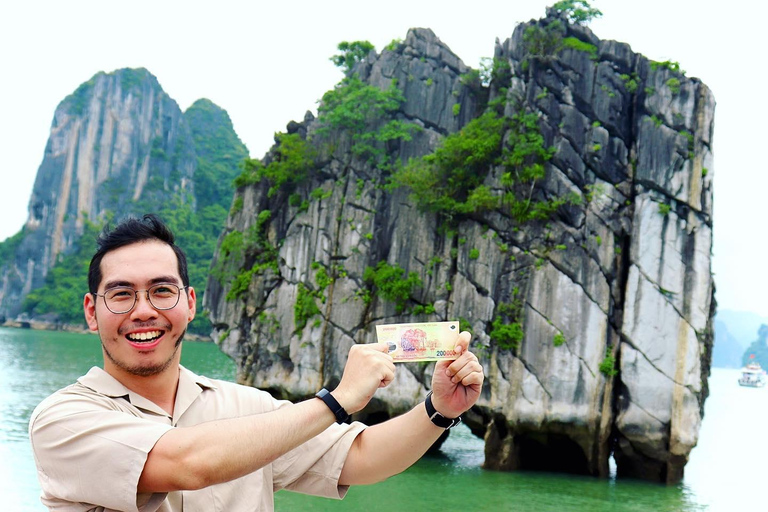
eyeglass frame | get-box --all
[92,282,190,315]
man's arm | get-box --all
[138,343,396,492]
[339,331,483,485]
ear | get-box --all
[83,293,99,332]
[186,286,197,323]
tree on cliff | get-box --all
[330,41,375,72]
[550,0,602,24]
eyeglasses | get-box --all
[94,283,188,314]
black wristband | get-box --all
[315,388,349,424]
[425,391,461,429]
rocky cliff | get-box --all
[0,69,247,324]
[206,12,714,484]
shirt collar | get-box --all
[77,365,217,419]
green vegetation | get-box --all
[562,36,597,57]
[0,228,26,268]
[412,303,436,315]
[650,60,685,75]
[363,261,422,313]
[65,81,96,116]
[523,19,566,60]
[185,99,249,210]
[292,260,347,336]
[522,1,600,62]
[490,291,524,351]
[599,346,618,377]
[394,107,568,224]
[658,203,672,216]
[477,57,512,87]
[294,283,321,336]
[331,41,375,72]
[620,73,639,93]
[316,74,419,170]
[234,133,317,196]
[231,196,243,214]
[553,332,566,346]
[385,38,403,52]
[394,111,504,216]
[119,68,149,94]
[23,219,101,326]
[216,209,278,302]
[551,0,602,24]
[666,77,681,95]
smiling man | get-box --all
[28,214,484,511]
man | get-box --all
[29,214,484,511]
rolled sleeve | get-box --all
[272,421,366,499]
[30,393,173,511]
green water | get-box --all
[0,327,748,510]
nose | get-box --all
[130,290,158,320]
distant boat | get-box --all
[738,362,766,388]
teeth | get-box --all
[127,331,162,341]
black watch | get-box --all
[425,391,461,429]
[316,388,349,424]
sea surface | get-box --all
[0,326,758,511]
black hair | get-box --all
[87,214,189,294]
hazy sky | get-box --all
[1,1,765,317]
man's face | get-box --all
[83,240,196,379]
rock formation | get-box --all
[206,11,714,484]
[0,69,246,325]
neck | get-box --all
[105,360,181,416]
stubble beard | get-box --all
[101,330,186,377]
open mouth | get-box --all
[126,330,164,343]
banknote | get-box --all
[375,321,460,363]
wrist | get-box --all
[424,391,461,429]
[316,388,350,424]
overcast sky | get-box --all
[1,0,765,318]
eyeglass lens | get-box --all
[103,284,181,313]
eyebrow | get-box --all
[102,275,181,290]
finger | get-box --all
[453,331,471,354]
[379,363,396,388]
[460,369,484,387]
[451,360,483,385]
[369,342,390,354]
[446,351,479,380]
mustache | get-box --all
[117,321,172,336]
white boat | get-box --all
[738,362,766,387]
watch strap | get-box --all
[315,388,349,424]
[425,391,461,429]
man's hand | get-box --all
[429,331,483,419]
[332,343,395,414]
[339,331,483,485]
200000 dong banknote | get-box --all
[375,321,460,363]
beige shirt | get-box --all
[29,366,366,512]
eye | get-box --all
[106,288,134,301]
[150,284,177,298]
